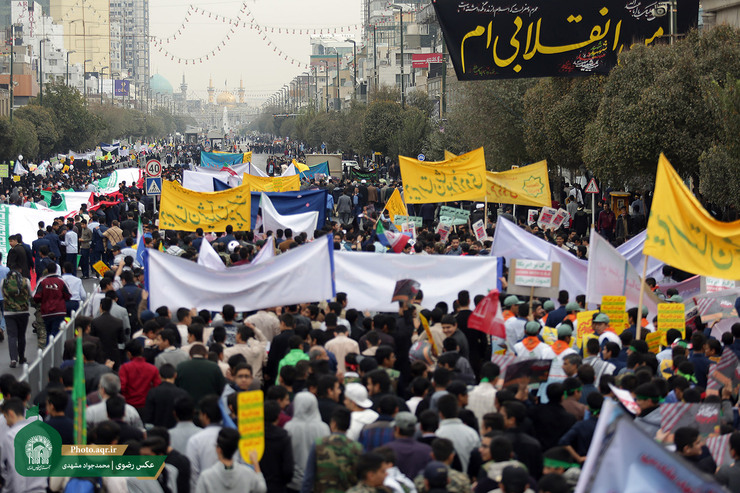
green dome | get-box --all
[149,74,173,94]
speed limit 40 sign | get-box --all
[146,159,162,177]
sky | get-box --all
[149,0,363,106]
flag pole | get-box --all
[636,255,649,341]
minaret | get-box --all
[238,76,245,104]
[207,76,215,104]
[180,73,187,98]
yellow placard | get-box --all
[241,173,300,193]
[384,188,408,223]
[645,331,662,354]
[645,154,740,279]
[159,180,251,232]
[576,310,598,349]
[657,302,686,339]
[12,175,20,182]
[92,260,110,276]
[399,147,486,203]
[582,333,598,350]
[601,295,628,334]
[237,390,264,464]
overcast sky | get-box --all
[149,0,363,106]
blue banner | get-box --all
[213,178,231,191]
[250,190,328,229]
[201,152,243,168]
[302,161,329,180]
[114,79,129,96]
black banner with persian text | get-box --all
[433,0,699,80]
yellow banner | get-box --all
[443,151,551,207]
[241,173,300,193]
[400,148,486,203]
[486,161,551,208]
[645,154,740,278]
[385,188,407,222]
[237,390,264,464]
[159,180,251,232]
[293,159,310,172]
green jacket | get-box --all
[276,349,310,384]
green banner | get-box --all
[351,168,378,181]
[393,215,423,228]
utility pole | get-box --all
[373,25,377,102]
[441,37,447,118]
[323,61,329,112]
[39,39,44,105]
[9,24,14,122]
[335,50,340,110]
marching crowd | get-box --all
[0,150,738,493]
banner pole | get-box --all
[636,255,649,341]
[591,193,595,229]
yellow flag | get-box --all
[243,151,252,163]
[62,165,70,173]
[241,173,300,192]
[644,154,740,278]
[293,160,310,172]
[159,180,251,232]
[384,188,407,222]
[400,147,486,203]
[486,161,551,207]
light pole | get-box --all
[9,24,16,122]
[322,61,329,112]
[391,5,405,108]
[345,39,357,100]
[82,59,92,105]
[66,50,76,86]
[39,38,47,105]
[99,65,108,104]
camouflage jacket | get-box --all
[314,433,364,493]
[413,466,471,493]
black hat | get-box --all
[424,461,448,488]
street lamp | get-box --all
[66,50,76,86]
[322,61,329,112]
[391,5,405,108]
[39,38,49,105]
[82,59,92,104]
[345,39,357,100]
[100,65,108,104]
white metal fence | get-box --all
[20,295,94,397]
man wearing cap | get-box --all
[503,296,526,352]
[345,382,380,441]
[541,300,556,326]
[421,461,449,493]
[593,313,621,347]
[514,321,555,360]
[384,412,432,480]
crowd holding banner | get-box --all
[2,144,740,493]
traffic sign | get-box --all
[145,177,162,196]
[585,178,600,194]
[146,159,162,177]
[417,154,425,161]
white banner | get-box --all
[576,399,725,493]
[97,168,141,194]
[247,162,268,177]
[252,236,275,265]
[146,234,335,312]
[616,230,664,279]
[491,218,588,300]
[182,170,230,192]
[197,237,226,271]
[587,230,660,315]
[0,205,59,266]
[260,193,319,239]
[335,251,500,312]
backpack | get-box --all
[64,477,102,493]
[2,270,30,312]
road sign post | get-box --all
[585,178,600,230]
[146,159,162,177]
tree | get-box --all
[395,106,431,158]
[10,118,39,161]
[362,100,403,155]
[42,81,101,152]
[407,90,435,119]
[14,105,59,159]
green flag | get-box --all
[72,330,87,445]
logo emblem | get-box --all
[24,434,52,470]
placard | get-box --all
[439,206,470,223]
[601,295,627,334]
[703,277,738,294]
[0,164,9,178]
[92,260,110,276]
[393,215,423,228]
[507,260,560,298]
[658,303,686,337]
[537,207,557,229]
[645,331,662,354]
[437,222,452,243]
[401,222,416,240]
[513,259,553,288]
[237,390,264,464]
[472,219,487,241]
[503,359,552,387]
[576,310,598,349]
[527,210,537,226]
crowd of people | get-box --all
[0,144,737,493]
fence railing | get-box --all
[20,294,95,397]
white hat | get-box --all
[228,240,240,253]
[361,179,367,184]
[345,382,373,408]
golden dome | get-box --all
[216,91,236,105]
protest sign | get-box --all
[553,209,570,229]
[703,276,737,294]
[527,210,537,226]
[513,259,553,288]
[392,279,421,303]
[237,390,264,464]
[400,148,486,203]
[439,206,470,222]
[503,359,552,387]
[401,222,416,240]
[601,296,627,334]
[645,332,662,354]
[92,260,110,277]
[437,222,452,243]
[577,310,598,349]
[537,207,557,229]
[159,180,251,232]
[657,303,686,338]
[608,384,640,415]
[472,219,487,241]
[660,403,721,436]
[393,215,423,228]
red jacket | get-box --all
[119,356,161,408]
[33,275,71,317]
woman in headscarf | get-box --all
[283,391,330,492]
